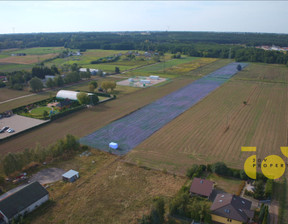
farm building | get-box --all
[0,182,49,224]
[56,90,94,101]
[79,68,98,75]
[62,170,79,182]
[189,178,214,199]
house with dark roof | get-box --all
[0,182,49,223]
[210,193,254,224]
[189,178,214,199]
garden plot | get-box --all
[80,63,247,155]
[117,76,167,88]
[0,115,48,139]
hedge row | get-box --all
[50,105,86,121]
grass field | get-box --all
[125,63,288,174]
[0,87,32,102]
[0,54,58,65]
[2,47,64,55]
[28,151,185,224]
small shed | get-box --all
[62,170,79,183]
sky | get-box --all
[0,1,288,34]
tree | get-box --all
[46,78,55,88]
[254,180,265,199]
[115,67,120,74]
[237,64,242,71]
[90,94,99,105]
[51,65,59,74]
[77,92,90,105]
[211,162,229,176]
[43,110,49,119]
[29,77,43,92]
[54,75,64,87]
[0,80,6,88]
[101,80,116,92]
[89,81,98,92]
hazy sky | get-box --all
[0,1,288,34]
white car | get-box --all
[7,128,15,133]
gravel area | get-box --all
[29,168,65,185]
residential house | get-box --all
[210,193,254,224]
[0,182,49,223]
[189,178,214,199]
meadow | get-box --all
[126,63,288,174]
[27,151,185,224]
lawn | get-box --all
[207,173,242,195]
[28,150,186,224]
[30,106,51,116]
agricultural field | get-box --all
[122,57,218,79]
[28,151,185,224]
[0,47,65,72]
[1,47,64,55]
[0,54,57,64]
[0,87,32,102]
[79,63,246,155]
[126,63,288,174]
[0,59,231,155]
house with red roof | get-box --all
[189,178,214,199]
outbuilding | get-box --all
[62,170,79,183]
[56,90,94,101]
[0,182,49,224]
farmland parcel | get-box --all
[80,62,247,154]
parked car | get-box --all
[0,126,9,133]
[7,128,15,133]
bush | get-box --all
[211,162,229,176]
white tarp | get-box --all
[109,142,118,149]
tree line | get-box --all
[1,32,288,49]
[1,134,82,176]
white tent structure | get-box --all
[56,90,94,101]
[109,142,118,149]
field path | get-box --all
[0,93,36,104]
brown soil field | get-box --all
[30,151,185,224]
[0,87,32,102]
[126,64,288,174]
[0,53,57,64]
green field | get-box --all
[4,47,64,55]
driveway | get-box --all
[29,167,65,185]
